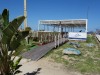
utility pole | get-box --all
[24,0,27,29]
[24,0,28,44]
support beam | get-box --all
[44,25,45,31]
[59,25,61,32]
[55,35,57,48]
[58,34,60,47]
[41,35,43,42]
[37,21,40,37]
[86,19,88,32]
[53,26,55,31]
[47,25,49,31]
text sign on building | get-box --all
[68,32,87,40]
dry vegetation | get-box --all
[45,34,100,75]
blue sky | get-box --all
[0,0,100,31]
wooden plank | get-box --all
[96,35,100,42]
[21,38,67,61]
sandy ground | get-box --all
[16,57,82,75]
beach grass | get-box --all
[45,34,100,75]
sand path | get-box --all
[16,58,82,75]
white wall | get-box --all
[68,32,87,40]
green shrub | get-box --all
[86,35,92,43]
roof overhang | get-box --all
[39,19,87,27]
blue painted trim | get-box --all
[68,37,86,40]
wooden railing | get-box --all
[96,34,100,42]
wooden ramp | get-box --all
[96,34,100,42]
[21,38,67,61]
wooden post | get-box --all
[55,35,56,48]
[58,34,60,47]
[47,25,49,31]
[53,26,55,32]
[49,33,50,42]
[58,26,59,32]
[41,35,42,43]
[44,25,45,31]
[60,34,62,44]
[51,33,53,42]
[53,33,54,41]
[65,27,67,38]
[62,38,64,43]
[86,19,88,32]
[45,33,47,43]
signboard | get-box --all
[68,32,87,40]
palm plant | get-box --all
[0,9,29,75]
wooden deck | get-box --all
[21,38,67,61]
[96,34,100,42]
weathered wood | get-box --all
[96,34,100,42]
[21,38,67,61]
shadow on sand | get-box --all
[24,68,42,75]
